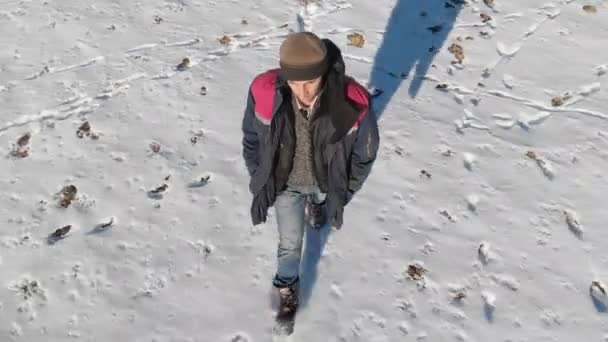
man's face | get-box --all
[287,77,322,107]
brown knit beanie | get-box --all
[279,32,328,81]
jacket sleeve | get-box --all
[345,108,380,205]
[241,86,259,178]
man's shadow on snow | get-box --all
[298,223,332,308]
[369,0,462,119]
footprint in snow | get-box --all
[563,209,583,238]
[455,331,470,342]
[590,281,608,312]
[490,273,520,291]
[340,311,389,342]
[492,113,515,129]
[481,291,496,322]
[502,74,516,89]
[229,332,251,342]
[518,111,552,128]
[526,150,555,180]
[466,194,480,212]
[394,320,411,336]
[188,173,213,188]
[463,152,476,170]
[88,216,117,234]
[330,283,344,299]
[478,241,491,265]
[10,322,22,337]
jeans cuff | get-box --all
[273,275,299,288]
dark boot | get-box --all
[273,284,298,335]
[276,285,298,321]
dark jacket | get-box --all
[241,39,380,228]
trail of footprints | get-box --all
[335,1,607,123]
[373,132,604,339]
[370,10,606,318]
[4,0,603,138]
[1,0,332,258]
[29,170,214,243]
[1,1,352,136]
[2,1,352,340]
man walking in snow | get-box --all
[241,32,380,325]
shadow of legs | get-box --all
[298,223,332,308]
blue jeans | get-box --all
[272,185,326,288]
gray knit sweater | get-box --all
[287,95,319,186]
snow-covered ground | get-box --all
[1,0,608,341]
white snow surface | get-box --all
[1,0,608,341]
